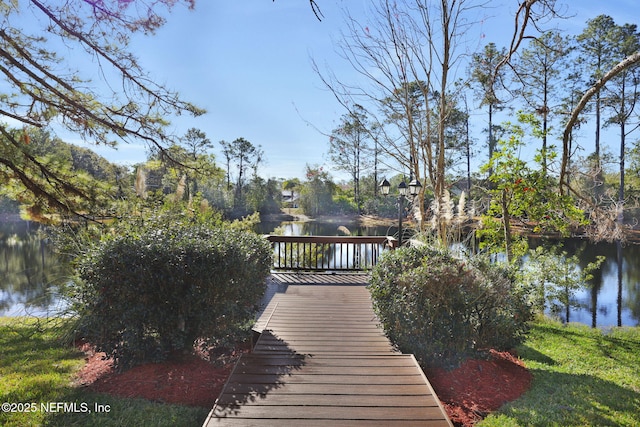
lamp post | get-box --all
[379,177,422,247]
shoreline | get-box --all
[262,210,640,243]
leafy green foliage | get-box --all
[478,114,587,261]
[0,1,202,218]
[332,194,358,215]
[369,245,532,367]
[362,195,397,217]
[70,217,272,370]
[328,105,374,212]
[1,127,119,222]
[299,165,336,216]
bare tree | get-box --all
[315,0,574,243]
[315,0,485,243]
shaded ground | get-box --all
[75,346,530,426]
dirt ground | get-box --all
[75,346,530,426]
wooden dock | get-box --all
[203,273,452,426]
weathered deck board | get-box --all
[269,272,371,285]
[205,421,447,427]
[203,275,452,426]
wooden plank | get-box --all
[236,355,416,367]
[233,365,423,376]
[221,382,436,395]
[252,341,393,350]
[204,279,452,427]
[255,337,390,346]
[270,273,371,285]
[226,377,428,388]
[212,405,447,420]
[258,326,383,333]
[250,348,396,356]
[265,315,380,322]
[252,344,394,354]
[205,419,450,427]
[265,310,379,316]
[258,327,385,335]
[215,393,440,407]
[266,308,377,314]
[225,372,427,384]
[263,323,381,329]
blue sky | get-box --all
[71,0,638,181]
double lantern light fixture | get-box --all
[379,177,422,247]
[379,178,422,198]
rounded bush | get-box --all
[369,245,532,367]
[72,224,272,369]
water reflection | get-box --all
[258,219,393,237]
[0,221,69,317]
[265,222,639,327]
[2,217,638,327]
[556,238,640,327]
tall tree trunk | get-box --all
[465,101,471,193]
[502,188,513,263]
[618,78,626,225]
[595,90,604,196]
[542,70,549,175]
[488,103,494,181]
[436,0,451,244]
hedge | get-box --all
[71,223,272,369]
[369,245,532,367]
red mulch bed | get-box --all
[425,349,532,426]
[74,344,246,408]
[75,346,531,426]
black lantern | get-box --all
[398,180,408,197]
[379,177,422,247]
[409,178,422,197]
[379,178,391,196]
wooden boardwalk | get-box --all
[203,273,452,426]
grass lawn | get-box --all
[0,317,208,427]
[3,315,639,426]
[479,316,640,427]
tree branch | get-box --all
[560,51,640,192]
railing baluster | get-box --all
[266,235,391,272]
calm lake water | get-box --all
[261,220,640,328]
[0,221,70,317]
[1,219,638,327]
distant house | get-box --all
[282,190,299,208]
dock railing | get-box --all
[266,235,392,271]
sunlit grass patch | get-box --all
[480,317,640,427]
[0,317,208,427]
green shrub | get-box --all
[331,194,357,215]
[369,245,532,367]
[362,196,398,218]
[71,223,272,370]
